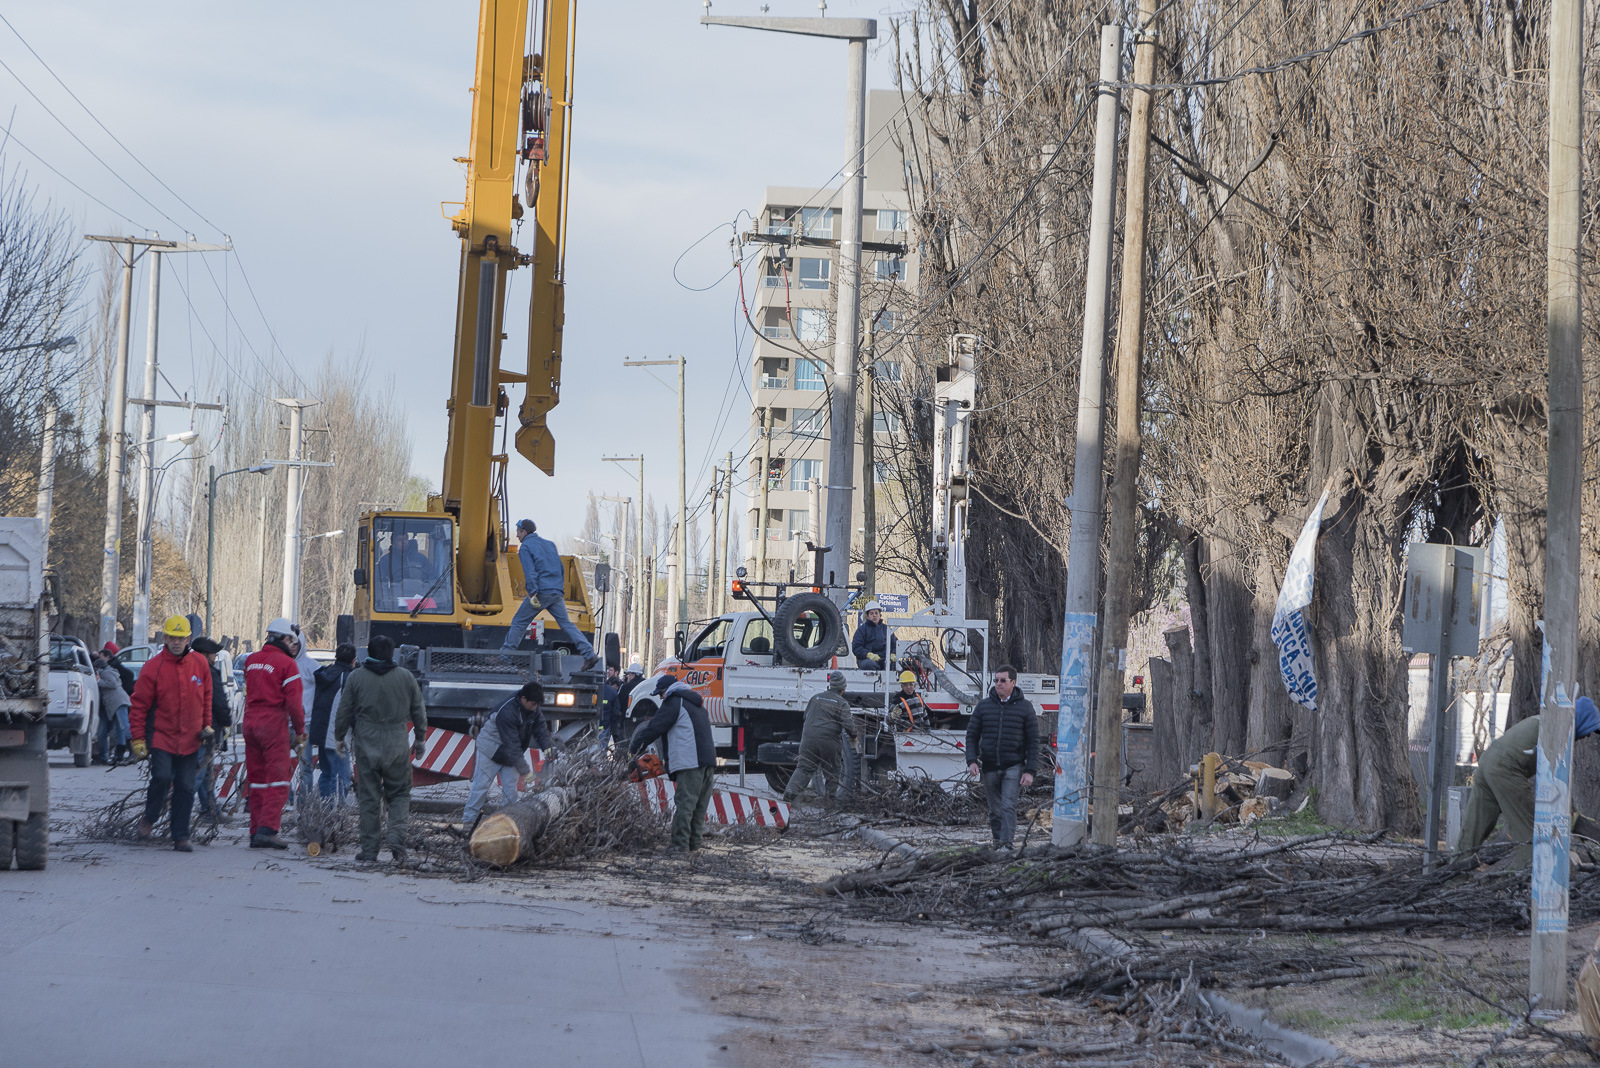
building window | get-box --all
[871,359,902,383]
[873,411,900,434]
[797,258,830,290]
[766,207,797,235]
[874,461,895,484]
[789,458,821,491]
[793,407,826,437]
[794,360,825,391]
[762,258,783,288]
[872,309,899,332]
[875,256,906,282]
[795,308,828,343]
[802,208,833,237]
[788,509,813,540]
[766,510,784,540]
[876,208,907,232]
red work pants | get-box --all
[243,716,293,835]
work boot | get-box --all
[249,831,288,850]
[136,818,153,841]
[91,755,107,766]
[173,840,193,853]
[355,850,378,863]
[389,843,408,865]
[581,654,602,672]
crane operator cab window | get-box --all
[373,517,454,615]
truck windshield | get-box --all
[688,618,731,660]
[373,517,454,615]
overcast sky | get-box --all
[4,0,901,546]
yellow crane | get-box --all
[350,0,601,729]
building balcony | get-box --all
[759,374,787,390]
[760,325,792,340]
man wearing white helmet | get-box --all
[241,618,307,850]
[851,601,889,670]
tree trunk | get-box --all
[468,786,573,866]
[1204,522,1253,756]
[1246,554,1298,768]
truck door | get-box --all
[679,618,731,723]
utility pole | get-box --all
[277,399,316,622]
[1055,24,1123,848]
[603,455,646,663]
[809,474,822,583]
[1533,0,1584,1013]
[256,493,269,638]
[708,465,721,618]
[860,322,876,595]
[644,556,656,667]
[757,407,773,583]
[702,13,874,603]
[93,237,135,648]
[721,452,734,613]
[624,357,687,627]
[1090,0,1158,848]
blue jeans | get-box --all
[95,704,130,761]
[145,748,199,842]
[317,747,351,799]
[194,740,217,815]
[463,755,521,824]
[981,765,1023,847]
[500,589,594,657]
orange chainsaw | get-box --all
[627,753,665,782]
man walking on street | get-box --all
[308,644,357,800]
[128,615,213,852]
[783,671,860,804]
[630,674,716,851]
[335,633,428,864]
[462,681,553,832]
[966,666,1039,852]
[499,518,600,670]
[241,618,306,850]
[189,634,234,818]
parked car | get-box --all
[46,635,99,767]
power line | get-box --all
[0,128,146,229]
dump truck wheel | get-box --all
[770,592,844,669]
[15,812,46,870]
[0,819,13,871]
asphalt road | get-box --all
[2,755,721,1068]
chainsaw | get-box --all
[627,752,665,782]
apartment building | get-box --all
[744,89,917,584]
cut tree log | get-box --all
[468,786,573,867]
[1254,767,1296,801]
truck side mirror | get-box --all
[353,567,368,588]
[674,630,686,658]
[594,561,611,593]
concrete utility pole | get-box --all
[757,407,773,583]
[9,336,79,569]
[708,465,721,617]
[277,399,316,622]
[721,452,733,613]
[603,455,646,663]
[624,357,687,627]
[1055,24,1123,848]
[1090,0,1158,847]
[702,13,875,603]
[130,250,161,644]
[861,322,876,595]
[256,493,269,638]
[1532,0,1584,1013]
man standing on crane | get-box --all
[500,519,600,670]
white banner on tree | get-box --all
[1271,488,1330,711]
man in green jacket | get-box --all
[1457,697,1600,866]
[334,634,427,863]
[783,672,860,804]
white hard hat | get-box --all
[265,617,297,638]
[625,662,643,675]
[864,600,883,612]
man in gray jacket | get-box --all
[630,675,716,851]
[783,671,860,804]
[462,681,554,831]
[334,634,428,863]
[92,650,131,765]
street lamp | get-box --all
[1,334,77,354]
[206,462,275,636]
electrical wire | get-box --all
[0,127,146,229]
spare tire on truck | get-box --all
[770,592,845,669]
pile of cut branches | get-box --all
[77,785,222,846]
[844,771,988,826]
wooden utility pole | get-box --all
[1532,0,1583,1012]
[861,322,876,595]
[1090,0,1159,847]
[757,407,773,583]
[1054,23,1123,848]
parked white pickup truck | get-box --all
[45,635,98,767]
[626,609,1058,791]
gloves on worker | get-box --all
[336,737,349,758]
[200,726,215,744]
[292,733,307,759]
[411,739,425,760]
[516,774,529,792]
[130,740,148,761]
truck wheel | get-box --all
[771,592,845,669]
[763,766,794,793]
[0,818,13,871]
[15,812,46,870]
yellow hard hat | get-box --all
[898,670,916,684]
[161,614,192,638]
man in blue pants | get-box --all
[500,518,600,670]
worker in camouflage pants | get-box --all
[1457,696,1600,866]
[334,634,428,864]
[784,672,860,803]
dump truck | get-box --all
[0,518,51,870]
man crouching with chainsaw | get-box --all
[629,674,716,852]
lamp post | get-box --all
[207,462,275,636]
[126,430,200,642]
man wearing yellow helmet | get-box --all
[127,614,213,852]
[866,671,929,784]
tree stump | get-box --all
[1254,767,1296,802]
[468,786,573,867]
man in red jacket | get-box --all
[129,615,214,852]
[242,617,307,850]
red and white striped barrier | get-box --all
[634,777,790,828]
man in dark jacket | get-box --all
[308,644,357,800]
[965,665,1039,851]
[189,635,234,817]
[334,633,428,863]
[462,681,554,830]
[630,675,716,851]
[499,518,599,669]
[851,602,888,669]
[784,671,861,803]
